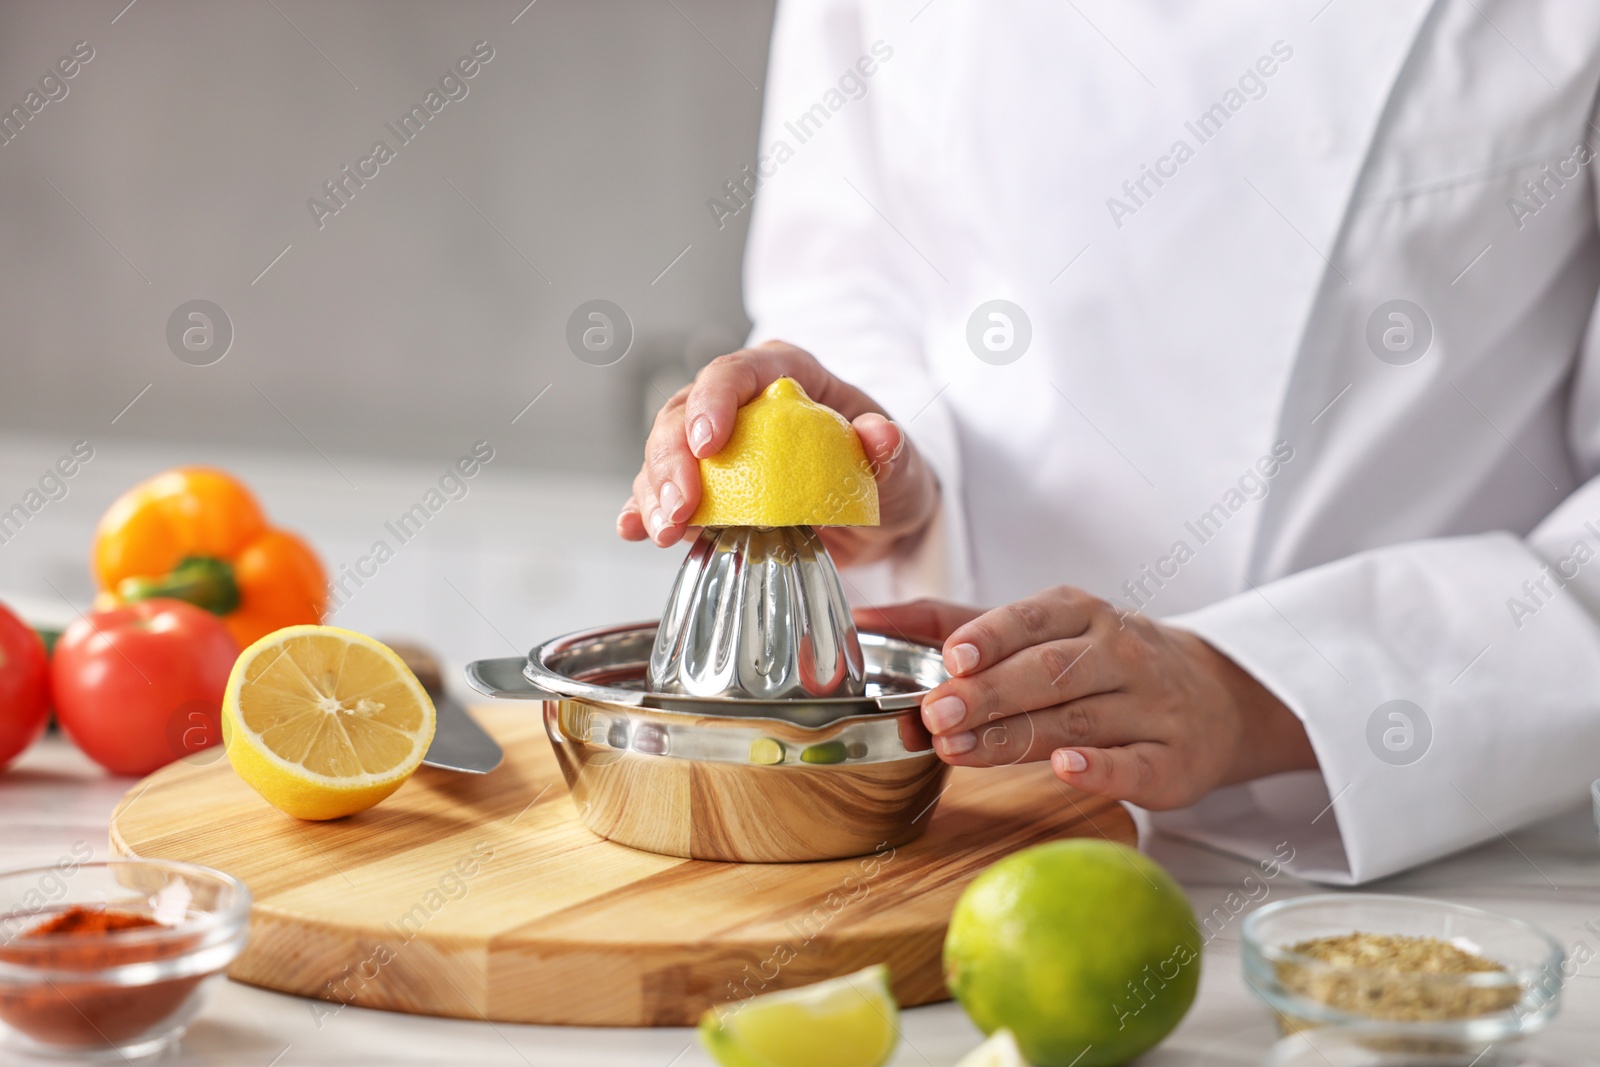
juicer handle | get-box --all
[464,657,559,701]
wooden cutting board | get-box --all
[109,704,1135,1027]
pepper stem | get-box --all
[117,556,241,616]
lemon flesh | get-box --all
[222,625,436,820]
[690,377,879,528]
[955,1029,1027,1067]
[944,840,1201,1067]
[698,964,898,1067]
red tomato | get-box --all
[0,600,50,769]
[52,599,239,776]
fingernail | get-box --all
[940,731,977,756]
[923,695,966,732]
[1055,749,1088,774]
[659,481,684,521]
[688,416,713,455]
[648,508,666,540]
[887,421,906,462]
[617,502,636,527]
[948,643,980,675]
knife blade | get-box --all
[423,690,505,774]
[385,639,504,775]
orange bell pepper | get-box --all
[92,468,326,647]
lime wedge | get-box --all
[698,964,899,1067]
[800,740,848,765]
[955,1029,1028,1067]
[750,738,786,765]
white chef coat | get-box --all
[740,0,1600,884]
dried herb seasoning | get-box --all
[1276,931,1520,1023]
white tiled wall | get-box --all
[0,1,772,476]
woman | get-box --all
[622,0,1600,884]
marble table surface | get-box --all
[3,733,1597,1067]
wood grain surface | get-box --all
[110,704,1136,1027]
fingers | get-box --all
[1051,742,1183,808]
[617,496,646,540]
[919,637,1114,736]
[853,599,983,646]
[625,338,936,552]
[638,393,700,547]
[942,586,1101,679]
[932,694,1140,766]
[682,341,889,460]
[852,413,904,480]
[632,341,890,548]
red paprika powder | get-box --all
[23,905,162,937]
[0,905,204,1049]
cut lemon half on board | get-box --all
[955,1030,1028,1067]
[222,625,435,820]
[698,964,898,1067]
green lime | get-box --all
[799,740,848,764]
[944,840,1200,1067]
[698,964,898,1067]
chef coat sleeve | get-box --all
[1159,428,1600,886]
[740,0,972,604]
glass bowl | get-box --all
[1242,894,1564,1056]
[1264,1027,1600,1067]
[0,859,250,1062]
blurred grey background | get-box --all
[0,0,775,474]
[0,0,780,672]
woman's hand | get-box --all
[617,340,940,567]
[855,589,1318,810]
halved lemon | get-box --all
[698,964,899,1067]
[222,625,436,820]
[690,377,880,528]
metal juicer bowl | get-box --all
[466,621,950,862]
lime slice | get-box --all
[698,964,898,1067]
[749,738,786,765]
[956,1029,1028,1067]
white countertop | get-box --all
[2,437,1598,1064]
[4,733,1598,1067]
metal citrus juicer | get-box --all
[647,525,866,701]
[466,379,949,861]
